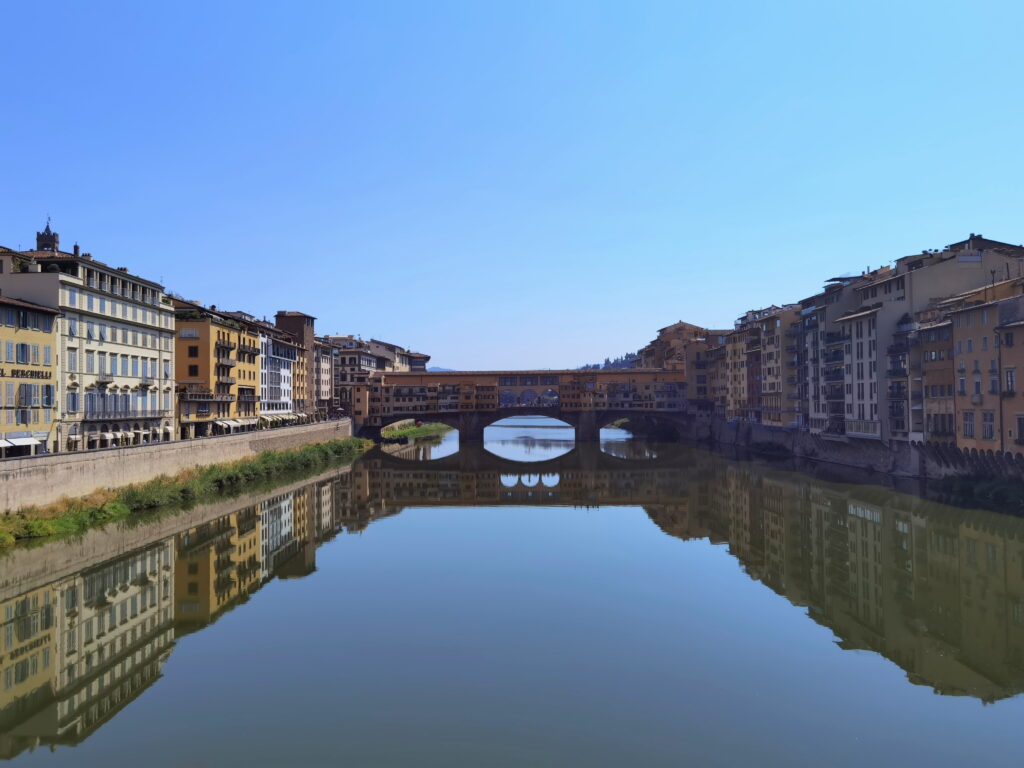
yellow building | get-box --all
[757,306,802,427]
[0,583,57,719]
[174,507,262,628]
[173,300,261,439]
[0,297,61,455]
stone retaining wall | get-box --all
[0,419,352,511]
[0,463,354,603]
[682,413,1024,479]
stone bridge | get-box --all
[349,369,689,441]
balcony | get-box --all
[887,343,909,355]
[95,374,115,385]
[745,337,760,346]
[824,370,844,382]
[887,388,907,400]
[217,375,237,385]
[215,339,237,351]
[83,409,170,420]
[970,393,983,406]
[1001,390,1016,398]
[216,357,238,368]
[825,332,850,345]
[139,375,155,387]
[180,385,236,402]
[825,387,844,401]
[886,368,908,378]
[238,342,260,356]
[238,393,260,403]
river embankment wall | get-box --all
[0,462,355,603]
[679,412,1024,480]
[0,419,353,511]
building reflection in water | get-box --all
[3,440,1024,757]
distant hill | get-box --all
[579,352,637,370]
[427,366,456,372]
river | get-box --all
[1,415,1023,766]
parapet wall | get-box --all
[0,419,353,512]
[682,413,1024,480]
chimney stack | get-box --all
[73,243,80,257]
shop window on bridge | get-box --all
[540,375,558,386]
[499,376,517,387]
[519,376,538,386]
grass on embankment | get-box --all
[380,422,453,440]
[0,438,372,548]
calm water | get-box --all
[3,416,1024,766]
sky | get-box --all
[2,1,1023,370]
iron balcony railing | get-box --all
[83,409,172,420]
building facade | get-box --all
[173,301,261,439]
[0,227,176,452]
[0,297,60,455]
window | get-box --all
[982,411,995,440]
[1007,369,1017,393]
[188,365,199,377]
[44,345,51,366]
[963,411,975,438]
[66,391,79,412]
[188,345,199,358]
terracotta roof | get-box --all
[0,295,60,314]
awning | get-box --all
[101,432,115,441]
[214,421,230,428]
[66,435,81,442]
[0,440,13,448]
[225,419,241,428]
[8,437,41,447]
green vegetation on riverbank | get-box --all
[381,422,453,440]
[0,437,372,547]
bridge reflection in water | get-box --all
[3,442,1024,757]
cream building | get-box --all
[0,226,176,451]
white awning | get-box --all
[101,432,115,440]
[66,435,81,442]
[0,440,13,448]
[8,437,40,447]
[225,419,241,428]
[214,421,230,428]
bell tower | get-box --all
[36,219,59,252]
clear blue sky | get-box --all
[3,1,1022,369]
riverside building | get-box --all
[0,295,60,456]
[172,300,261,439]
[274,311,317,419]
[0,226,175,451]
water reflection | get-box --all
[3,437,1024,759]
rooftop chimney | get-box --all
[73,244,80,257]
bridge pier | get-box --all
[457,412,488,442]
[575,410,600,443]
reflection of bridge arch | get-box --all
[371,440,691,475]
[369,407,691,445]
